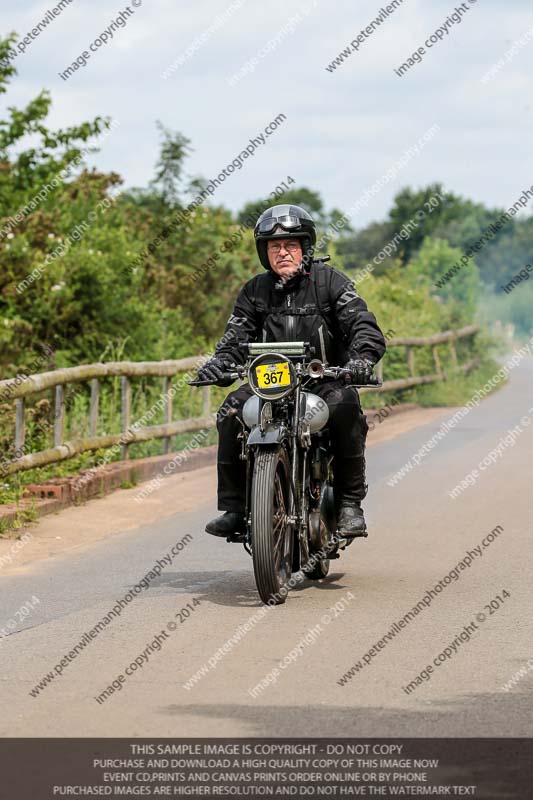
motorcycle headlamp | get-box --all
[248,353,296,400]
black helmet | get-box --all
[254,204,317,270]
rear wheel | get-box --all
[251,447,293,605]
[303,558,330,581]
[304,481,334,581]
[305,509,331,581]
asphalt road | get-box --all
[1,360,532,737]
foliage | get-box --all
[405,237,480,325]
[0,42,258,370]
[403,358,504,408]
[388,183,488,263]
[335,220,393,271]
[334,180,531,306]
[149,122,192,208]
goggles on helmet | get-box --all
[257,215,302,235]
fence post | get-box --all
[90,379,100,437]
[121,376,131,460]
[448,338,458,369]
[202,385,211,417]
[54,385,65,446]
[162,376,172,454]
[432,345,444,380]
[15,398,25,455]
[407,347,415,377]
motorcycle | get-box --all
[189,341,381,605]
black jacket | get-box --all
[215,260,386,367]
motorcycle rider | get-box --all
[197,205,386,539]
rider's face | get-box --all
[267,238,303,279]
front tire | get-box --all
[251,447,293,605]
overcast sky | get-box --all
[2,0,533,228]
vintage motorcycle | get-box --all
[190,341,380,605]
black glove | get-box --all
[197,355,236,386]
[344,357,375,385]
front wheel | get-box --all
[251,447,293,605]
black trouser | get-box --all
[216,380,369,512]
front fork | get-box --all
[292,379,311,568]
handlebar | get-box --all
[188,366,382,389]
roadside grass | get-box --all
[404,358,505,407]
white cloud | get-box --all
[2,0,533,228]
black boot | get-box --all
[205,511,246,538]
[337,501,367,538]
[334,453,368,539]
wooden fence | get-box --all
[0,325,478,477]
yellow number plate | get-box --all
[256,361,291,389]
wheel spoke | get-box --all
[275,480,285,514]
[272,473,287,568]
[273,515,285,555]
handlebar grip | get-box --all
[330,367,382,388]
[188,371,242,387]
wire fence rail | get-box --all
[0,325,478,477]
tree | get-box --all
[405,237,480,326]
[387,183,464,262]
[149,122,192,208]
[0,33,261,370]
[0,38,107,219]
[335,221,394,272]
